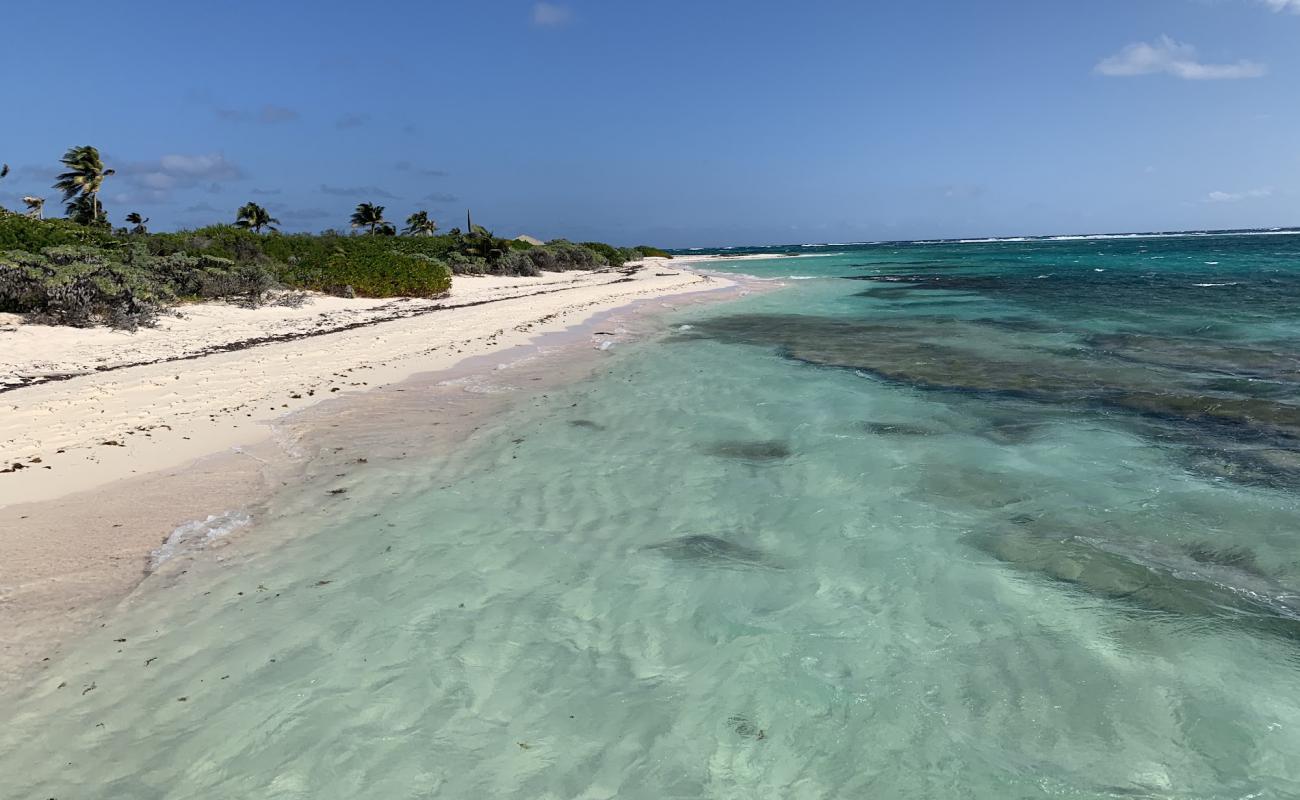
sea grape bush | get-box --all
[0,209,670,328]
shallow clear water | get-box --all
[5,234,1300,798]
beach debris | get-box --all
[517,741,531,750]
[568,419,606,431]
[701,439,792,462]
[644,534,780,569]
[0,462,26,473]
[145,657,157,667]
[101,440,124,447]
[327,488,347,495]
[81,682,96,695]
[314,580,333,587]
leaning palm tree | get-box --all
[53,146,114,226]
[351,202,386,234]
[233,202,279,233]
[65,193,106,226]
[403,210,438,236]
[1,163,9,180]
[125,211,149,234]
[22,196,45,219]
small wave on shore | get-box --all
[150,510,252,569]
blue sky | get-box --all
[1,0,1296,246]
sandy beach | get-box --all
[0,262,747,686]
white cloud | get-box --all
[1095,36,1266,80]
[119,153,244,200]
[1204,188,1272,203]
[532,2,571,27]
[1259,0,1300,12]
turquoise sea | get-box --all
[5,233,1300,798]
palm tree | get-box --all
[403,210,438,236]
[22,196,45,219]
[1,164,9,180]
[125,211,149,234]
[351,202,386,234]
[65,194,106,226]
[233,202,279,233]
[53,146,115,226]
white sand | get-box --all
[0,262,752,685]
[0,264,728,508]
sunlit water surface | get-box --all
[5,235,1300,798]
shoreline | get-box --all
[0,264,771,690]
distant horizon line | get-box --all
[673,225,1300,252]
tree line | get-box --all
[7,146,462,239]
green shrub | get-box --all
[279,240,452,297]
[578,241,633,268]
[0,209,119,252]
[497,250,541,276]
[0,247,169,329]
[527,241,608,272]
[633,245,672,259]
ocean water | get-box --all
[5,234,1300,798]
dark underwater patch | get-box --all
[701,439,792,462]
[969,522,1300,642]
[685,312,1300,490]
[861,421,935,437]
[643,534,780,569]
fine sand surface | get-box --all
[0,262,751,687]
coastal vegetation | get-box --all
[0,145,669,329]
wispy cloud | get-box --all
[319,184,400,199]
[250,187,282,196]
[1259,0,1300,12]
[395,161,450,178]
[1204,187,1272,203]
[1095,36,1266,80]
[335,112,368,130]
[278,207,332,223]
[216,105,299,124]
[419,191,459,205]
[532,1,572,27]
[183,201,224,215]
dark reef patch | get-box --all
[680,312,1300,489]
[702,439,793,462]
[643,534,781,569]
[969,521,1300,642]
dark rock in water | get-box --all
[978,416,1044,445]
[728,714,767,740]
[568,419,607,431]
[702,440,792,462]
[644,534,780,569]
[861,421,935,437]
[969,523,1300,642]
[1183,542,1268,578]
